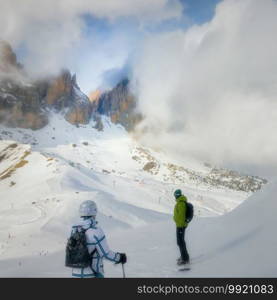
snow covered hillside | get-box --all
[0,114,274,277]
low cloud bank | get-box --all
[132,0,277,177]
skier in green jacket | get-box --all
[173,189,190,266]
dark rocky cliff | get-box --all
[91,79,142,131]
[0,41,91,129]
[0,41,141,131]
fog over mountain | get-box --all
[131,0,277,177]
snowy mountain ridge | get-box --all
[0,113,266,194]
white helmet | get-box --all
[79,200,97,217]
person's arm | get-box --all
[173,204,178,224]
[93,228,120,262]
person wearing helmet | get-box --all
[69,200,127,278]
[173,189,190,266]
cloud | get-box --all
[0,0,182,85]
[131,0,277,177]
[99,64,131,90]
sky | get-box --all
[77,0,222,90]
[1,0,277,177]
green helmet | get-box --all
[174,189,182,199]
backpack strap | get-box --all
[84,226,97,257]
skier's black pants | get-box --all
[176,227,189,262]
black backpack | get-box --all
[186,202,194,223]
[65,226,92,268]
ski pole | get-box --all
[122,263,126,278]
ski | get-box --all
[178,266,191,271]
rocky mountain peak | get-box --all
[0,42,91,129]
[89,89,101,103]
[92,78,142,131]
[0,42,142,132]
[45,69,73,108]
[0,41,19,72]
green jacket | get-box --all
[173,195,188,228]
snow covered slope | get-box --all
[0,114,274,277]
[105,180,277,277]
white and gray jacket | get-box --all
[69,217,120,278]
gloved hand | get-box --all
[116,253,127,264]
